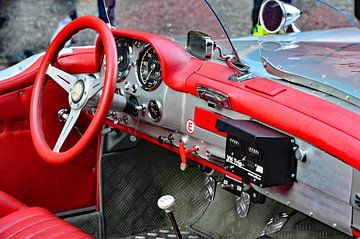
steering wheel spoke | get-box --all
[53,108,81,152]
[89,76,103,98]
[47,64,77,92]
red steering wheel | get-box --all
[30,16,117,164]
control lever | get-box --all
[179,142,199,171]
[157,195,182,239]
[123,97,145,116]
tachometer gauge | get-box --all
[116,39,132,82]
[137,45,162,91]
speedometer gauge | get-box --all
[116,39,132,82]
[137,45,162,91]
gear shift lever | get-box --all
[157,195,182,239]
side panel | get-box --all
[0,48,98,213]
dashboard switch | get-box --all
[124,81,131,91]
[132,84,138,93]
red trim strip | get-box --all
[194,107,227,137]
[97,115,242,182]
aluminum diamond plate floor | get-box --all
[102,140,213,238]
[101,140,350,239]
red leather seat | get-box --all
[0,191,93,239]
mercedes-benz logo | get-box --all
[71,80,85,103]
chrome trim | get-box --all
[55,206,96,217]
[147,99,162,122]
[115,38,133,82]
[0,54,43,81]
[98,133,105,239]
[262,57,360,107]
[136,44,163,92]
[197,86,231,109]
[259,0,301,34]
[0,48,74,82]
[259,0,287,34]
[186,31,215,60]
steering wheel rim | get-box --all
[30,16,117,164]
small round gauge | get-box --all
[147,99,162,122]
[116,39,132,82]
[137,45,162,91]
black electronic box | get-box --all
[216,119,296,188]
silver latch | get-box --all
[197,86,231,109]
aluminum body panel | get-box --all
[253,182,352,235]
[258,28,360,107]
[296,140,353,203]
[109,83,354,235]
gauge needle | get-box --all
[118,55,124,63]
[145,63,156,82]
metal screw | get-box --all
[168,134,174,142]
[193,145,200,153]
[309,212,314,217]
[135,41,142,48]
[123,115,128,124]
[295,148,307,162]
[205,150,211,158]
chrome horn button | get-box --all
[71,80,85,103]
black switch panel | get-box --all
[216,119,296,188]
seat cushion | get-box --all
[0,191,27,218]
[0,207,93,239]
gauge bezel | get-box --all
[116,38,133,82]
[147,99,162,122]
[136,44,163,92]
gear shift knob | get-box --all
[157,195,175,213]
[157,195,182,239]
